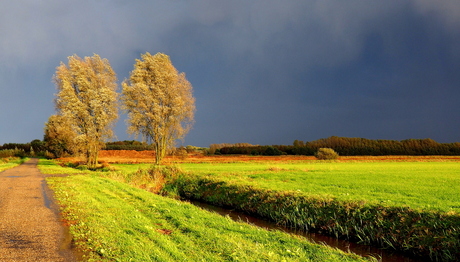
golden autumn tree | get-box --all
[122,52,195,165]
[43,114,80,158]
[54,54,118,169]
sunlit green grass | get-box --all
[47,174,369,262]
[169,161,460,212]
[41,159,460,260]
[38,159,90,175]
[47,159,460,212]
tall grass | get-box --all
[38,159,89,175]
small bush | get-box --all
[115,165,183,195]
[315,148,339,160]
[0,149,26,158]
[174,147,188,159]
[263,146,283,156]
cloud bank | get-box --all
[1,1,459,146]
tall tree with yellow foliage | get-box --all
[122,52,195,165]
[54,54,118,169]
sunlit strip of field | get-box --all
[59,151,460,165]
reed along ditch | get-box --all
[189,200,422,262]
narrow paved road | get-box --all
[0,159,76,261]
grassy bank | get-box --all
[46,173,369,261]
[0,157,28,172]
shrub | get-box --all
[109,165,183,196]
[263,146,283,156]
[315,148,339,160]
[0,149,16,158]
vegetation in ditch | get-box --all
[46,174,369,262]
[169,172,460,261]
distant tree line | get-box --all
[0,140,45,153]
[0,140,46,158]
[105,140,152,151]
[209,143,258,155]
[214,136,460,156]
[0,140,152,159]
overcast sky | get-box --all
[1,1,459,147]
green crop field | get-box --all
[110,160,460,212]
[169,161,460,212]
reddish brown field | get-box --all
[57,150,460,164]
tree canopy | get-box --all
[43,114,79,158]
[54,54,118,168]
[122,52,195,165]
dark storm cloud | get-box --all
[1,1,459,146]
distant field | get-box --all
[178,161,460,212]
[105,155,460,213]
[60,150,460,164]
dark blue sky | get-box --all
[1,1,459,147]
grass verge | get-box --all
[0,157,28,172]
[47,174,369,262]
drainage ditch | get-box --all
[190,201,423,262]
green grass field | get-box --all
[42,158,460,260]
[108,160,460,260]
[168,161,460,212]
[46,173,368,261]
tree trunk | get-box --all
[86,141,99,169]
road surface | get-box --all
[0,158,76,261]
